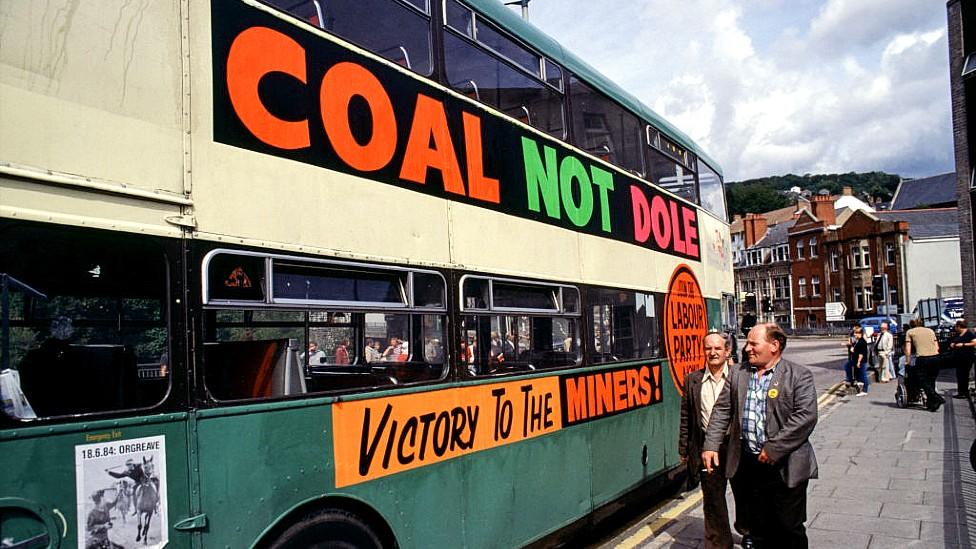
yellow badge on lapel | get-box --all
[768,389,779,399]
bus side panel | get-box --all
[588,395,677,506]
[456,428,592,548]
[0,418,192,549]
[0,1,186,195]
[344,459,466,549]
[193,405,337,547]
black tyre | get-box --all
[895,381,907,409]
[970,439,976,473]
[269,508,385,549]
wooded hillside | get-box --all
[725,171,900,220]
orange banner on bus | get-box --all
[332,377,562,488]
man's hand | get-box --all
[701,450,720,473]
[758,448,774,465]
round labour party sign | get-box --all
[664,264,708,397]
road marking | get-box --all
[616,382,844,548]
[817,382,845,407]
[901,430,914,445]
[617,492,703,549]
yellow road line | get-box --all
[818,381,845,406]
[617,492,703,549]
[616,382,844,548]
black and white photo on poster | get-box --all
[75,435,168,549]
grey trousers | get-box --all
[699,469,733,549]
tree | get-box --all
[726,183,791,218]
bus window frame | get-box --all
[458,275,579,316]
[202,249,448,313]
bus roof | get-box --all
[465,0,724,178]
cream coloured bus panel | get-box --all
[0,1,185,196]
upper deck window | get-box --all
[645,127,698,204]
[697,159,727,221]
[443,1,564,138]
[266,0,433,75]
[443,33,564,138]
[569,76,643,175]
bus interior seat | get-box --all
[204,338,306,400]
[306,366,397,392]
[379,363,441,384]
[378,45,412,69]
[453,79,481,101]
[18,343,138,417]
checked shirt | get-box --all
[742,363,777,455]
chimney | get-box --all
[842,186,853,196]
[812,194,836,225]
[743,213,768,247]
[733,214,742,223]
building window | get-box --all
[811,276,821,297]
[774,276,790,299]
[761,279,770,297]
[830,251,839,272]
[854,287,864,310]
[832,288,842,302]
[796,241,804,260]
[885,243,896,266]
[863,287,873,311]
[798,277,806,298]
[809,237,817,258]
[889,288,898,308]
[861,244,871,268]
[774,244,790,262]
[851,244,862,268]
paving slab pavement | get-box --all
[600,369,976,548]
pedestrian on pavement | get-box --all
[949,320,976,399]
[904,319,946,412]
[876,322,895,383]
[843,326,857,388]
[679,331,736,549]
[702,323,819,549]
[853,327,869,395]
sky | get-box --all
[518,0,954,182]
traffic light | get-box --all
[871,274,886,303]
[762,297,773,312]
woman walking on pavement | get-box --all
[850,327,870,395]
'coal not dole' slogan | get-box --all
[212,0,702,261]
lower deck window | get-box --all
[0,222,170,420]
[589,289,662,363]
[203,309,447,400]
[461,314,580,376]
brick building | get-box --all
[947,0,976,322]
[823,210,908,323]
[788,195,835,328]
[736,215,793,327]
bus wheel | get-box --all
[269,508,384,549]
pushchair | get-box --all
[895,355,927,409]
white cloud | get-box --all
[526,0,952,180]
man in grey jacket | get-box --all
[702,323,818,548]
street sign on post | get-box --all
[825,301,847,321]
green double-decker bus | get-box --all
[0,1,733,547]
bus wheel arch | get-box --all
[257,496,398,549]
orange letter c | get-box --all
[226,26,310,150]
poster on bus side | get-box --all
[75,435,169,549]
